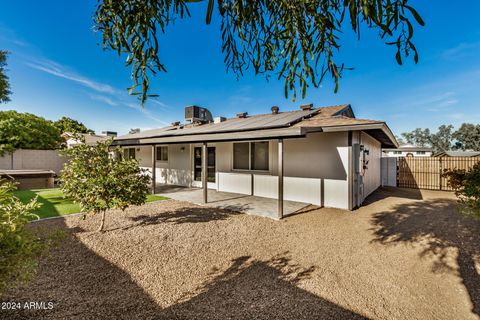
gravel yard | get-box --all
[1,187,479,320]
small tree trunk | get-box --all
[98,210,106,232]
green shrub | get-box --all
[0,180,42,293]
[60,139,151,232]
[443,161,480,218]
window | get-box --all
[251,141,269,170]
[194,147,216,182]
[233,143,250,170]
[156,146,168,161]
[123,148,136,160]
[393,151,402,155]
[233,141,269,171]
[417,151,426,155]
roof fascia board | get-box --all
[113,127,306,146]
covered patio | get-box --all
[155,184,313,219]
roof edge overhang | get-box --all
[319,123,398,148]
[111,127,308,146]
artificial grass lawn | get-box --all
[14,188,168,220]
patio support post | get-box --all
[202,142,208,203]
[151,145,156,194]
[278,138,284,219]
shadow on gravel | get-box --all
[363,187,423,205]
[2,222,367,319]
[159,255,368,320]
[371,198,480,317]
[0,219,164,320]
[128,206,243,227]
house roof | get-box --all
[434,151,480,157]
[383,144,433,152]
[113,104,398,148]
[64,133,111,146]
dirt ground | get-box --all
[1,187,479,320]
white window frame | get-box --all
[156,146,168,162]
[232,141,270,172]
[123,147,136,160]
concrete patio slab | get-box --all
[155,185,312,219]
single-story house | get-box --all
[62,131,117,149]
[434,150,480,157]
[382,143,433,157]
[112,104,397,218]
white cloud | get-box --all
[441,42,480,60]
[26,59,117,94]
[88,94,119,106]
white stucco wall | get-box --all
[360,132,381,199]
[351,131,382,206]
[215,132,350,209]
[135,144,192,187]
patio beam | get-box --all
[278,138,284,219]
[151,145,156,194]
[202,142,208,203]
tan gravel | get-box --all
[1,187,479,320]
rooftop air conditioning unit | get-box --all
[185,105,213,124]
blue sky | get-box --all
[1,1,479,135]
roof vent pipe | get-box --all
[236,112,248,118]
[300,103,313,111]
[271,106,279,114]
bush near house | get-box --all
[61,140,151,232]
[0,180,42,293]
[443,162,480,218]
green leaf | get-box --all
[395,50,403,65]
[405,5,425,26]
[206,0,214,24]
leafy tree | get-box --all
[453,123,480,151]
[94,0,424,103]
[129,128,141,134]
[61,140,151,232]
[401,128,431,147]
[0,180,42,293]
[0,111,63,155]
[0,50,11,103]
[443,162,480,219]
[430,124,454,153]
[400,123,480,153]
[395,135,405,146]
[54,116,94,134]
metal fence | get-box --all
[397,157,480,190]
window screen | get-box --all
[233,142,269,171]
[233,143,249,170]
[123,148,136,160]
[251,142,269,170]
[156,146,168,161]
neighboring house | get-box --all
[382,144,433,157]
[112,104,397,217]
[62,131,116,149]
[434,150,480,157]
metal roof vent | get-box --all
[236,112,248,118]
[185,105,213,123]
[300,103,313,111]
[271,106,279,114]
[214,117,226,123]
